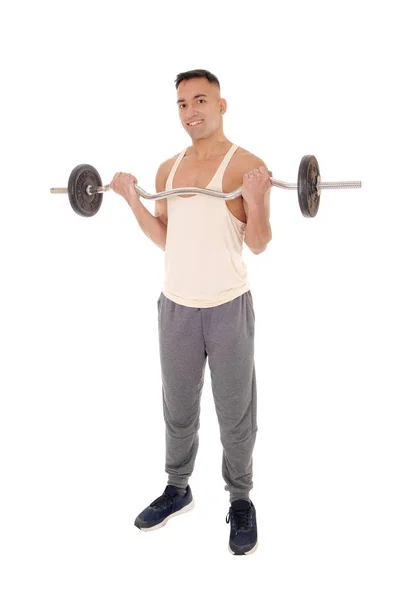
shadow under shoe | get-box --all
[134,485,194,531]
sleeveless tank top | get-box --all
[162,143,250,308]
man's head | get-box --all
[175,69,227,141]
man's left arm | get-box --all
[242,160,272,255]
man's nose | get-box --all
[186,104,199,118]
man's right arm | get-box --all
[127,160,170,252]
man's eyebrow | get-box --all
[176,93,208,104]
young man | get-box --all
[110,69,272,555]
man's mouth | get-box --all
[187,120,204,127]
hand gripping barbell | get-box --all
[50,155,362,218]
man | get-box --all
[110,69,272,555]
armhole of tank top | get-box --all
[216,144,245,229]
[225,204,246,229]
[206,143,239,191]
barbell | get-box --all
[50,155,362,218]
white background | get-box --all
[1,0,398,598]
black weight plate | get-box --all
[297,155,321,218]
[68,164,103,217]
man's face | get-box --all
[176,78,226,140]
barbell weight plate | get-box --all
[297,155,321,218]
[68,164,103,217]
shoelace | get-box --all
[150,493,174,510]
[226,506,252,530]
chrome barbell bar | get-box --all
[50,177,362,201]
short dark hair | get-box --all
[174,69,220,90]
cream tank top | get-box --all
[161,143,250,308]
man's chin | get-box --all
[186,130,206,140]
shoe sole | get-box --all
[134,498,195,532]
[228,540,258,555]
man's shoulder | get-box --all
[234,147,268,171]
[157,152,181,177]
[155,151,183,191]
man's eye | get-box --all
[179,100,204,109]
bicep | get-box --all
[154,199,168,226]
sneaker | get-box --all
[134,485,194,531]
[226,499,258,555]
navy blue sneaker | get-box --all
[226,499,258,555]
[134,485,194,531]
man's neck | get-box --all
[189,134,231,161]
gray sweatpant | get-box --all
[157,290,257,503]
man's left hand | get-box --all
[241,166,272,206]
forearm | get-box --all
[244,204,272,254]
[127,194,167,251]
